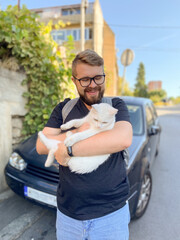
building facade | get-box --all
[31,0,118,96]
[148,81,162,91]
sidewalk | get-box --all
[0,189,56,240]
[0,189,14,202]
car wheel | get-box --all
[134,169,152,219]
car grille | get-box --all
[26,164,59,183]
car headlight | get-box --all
[9,152,27,171]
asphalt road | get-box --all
[0,104,180,240]
[130,104,180,240]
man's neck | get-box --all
[83,101,92,110]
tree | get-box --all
[148,89,167,103]
[117,76,133,96]
[134,62,148,97]
[0,5,75,137]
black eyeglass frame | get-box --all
[73,74,106,87]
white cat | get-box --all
[38,103,118,174]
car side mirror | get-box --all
[149,125,160,135]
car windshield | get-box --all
[127,104,143,135]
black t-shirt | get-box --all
[46,97,131,220]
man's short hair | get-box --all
[72,49,104,76]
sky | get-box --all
[1,0,180,98]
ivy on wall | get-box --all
[0,5,75,137]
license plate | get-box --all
[24,186,57,207]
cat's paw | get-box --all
[64,135,76,147]
[66,131,73,138]
[61,123,70,130]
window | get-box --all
[85,28,93,40]
[51,30,65,44]
[62,8,80,16]
[127,105,143,135]
[150,104,157,120]
[72,29,80,41]
[85,28,88,40]
[146,105,154,127]
[51,28,92,44]
[62,9,68,16]
[89,28,93,39]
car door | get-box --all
[150,103,161,153]
[145,103,159,166]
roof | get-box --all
[30,2,94,12]
[120,96,153,105]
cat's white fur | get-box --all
[38,103,118,174]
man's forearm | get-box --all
[37,121,132,166]
[36,125,86,155]
[36,131,66,155]
[72,121,132,157]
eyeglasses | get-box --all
[73,74,106,87]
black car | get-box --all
[5,97,161,219]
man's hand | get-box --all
[37,123,90,166]
[54,142,70,166]
[54,123,90,166]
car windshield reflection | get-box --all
[127,104,143,135]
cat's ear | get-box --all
[109,107,118,115]
[91,104,98,113]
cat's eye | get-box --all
[94,119,98,122]
[102,122,108,124]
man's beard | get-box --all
[79,86,105,106]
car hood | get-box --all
[15,133,59,172]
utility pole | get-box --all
[120,49,134,96]
[18,0,20,10]
[80,0,88,51]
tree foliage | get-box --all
[117,76,133,96]
[148,89,167,103]
[0,5,75,137]
[134,62,148,98]
[171,96,180,105]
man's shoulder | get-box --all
[110,97,126,109]
[55,98,72,110]
[62,98,72,105]
[62,98,80,123]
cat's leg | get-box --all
[45,149,56,167]
[66,131,73,138]
[64,129,98,147]
[61,118,85,131]
[38,131,61,150]
[38,131,61,167]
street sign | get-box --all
[121,49,134,66]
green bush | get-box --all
[148,89,167,103]
[172,97,180,105]
[0,5,75,137]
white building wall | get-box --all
[93,0,103,57]
[0,67,27,192]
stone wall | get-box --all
[12,115,24,149]
[0,66,27,192]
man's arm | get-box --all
[36,122,91,163]
[54,121,132,165]
[73,121,132,155]
[36,127,64,155]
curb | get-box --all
[0,188,14,202]
[0,206,46,240]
